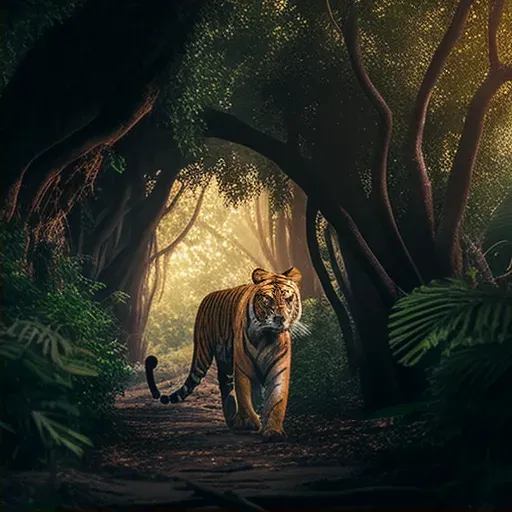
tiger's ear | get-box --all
[252,268,273,284]
[283,267,302,283]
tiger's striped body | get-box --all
[145,267,304,441]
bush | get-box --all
[289,297,354,416]
[0,224,132,467]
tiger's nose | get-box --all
[274,315,285,327]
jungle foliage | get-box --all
[384,197,512,502]
[1,0,512,505]
[0,224,132,468]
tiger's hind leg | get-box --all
[216,354,237,429]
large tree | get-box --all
[0,0,207,222]
[196,0,512,408]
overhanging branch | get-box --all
[204,108,398,306]
[149,186,206,264]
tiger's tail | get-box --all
[145,340,213,405]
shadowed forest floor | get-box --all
[3,368,446,510]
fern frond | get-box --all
[2,320,98,375]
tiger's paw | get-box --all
[223,393,238,428]
[262,428,287,442]
[232,414,262,433]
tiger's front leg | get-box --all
[261,332,291,442]
[232,369,262,432]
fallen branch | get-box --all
[56,484,441,511]
[175,477,268,512]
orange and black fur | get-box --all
[145,267,307,441]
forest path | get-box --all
[4,368,438,511]
[99,369,359,485]
[75,368,436,509]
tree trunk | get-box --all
[289,182,322,299]
[306,203,359,376]
[64,116,185,362]
[337,243,403,410]
[275,208,291,271]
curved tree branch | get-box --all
[408,0,475,242]
[462,235,496,285]
[325,225,354,305]
[162,182,185,218]
[327,1,423,287]
[488,0,505,70]
[436,0,512,275]
[149,186,206,265]
[324,224,359,374]
[204,109,398,306]
[29,83,159,216]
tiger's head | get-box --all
[249,267,303,336]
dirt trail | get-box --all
[3,369,438,510]
[98,369,359,484]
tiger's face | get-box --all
[249,267,302,335]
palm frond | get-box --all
[32,411,92,457]
[433,339,512,402]
[389,279,512,366]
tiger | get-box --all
[145,267,307,442]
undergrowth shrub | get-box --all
[289,297,355,417]
[0,320,97,467]
[0,224,132,467]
